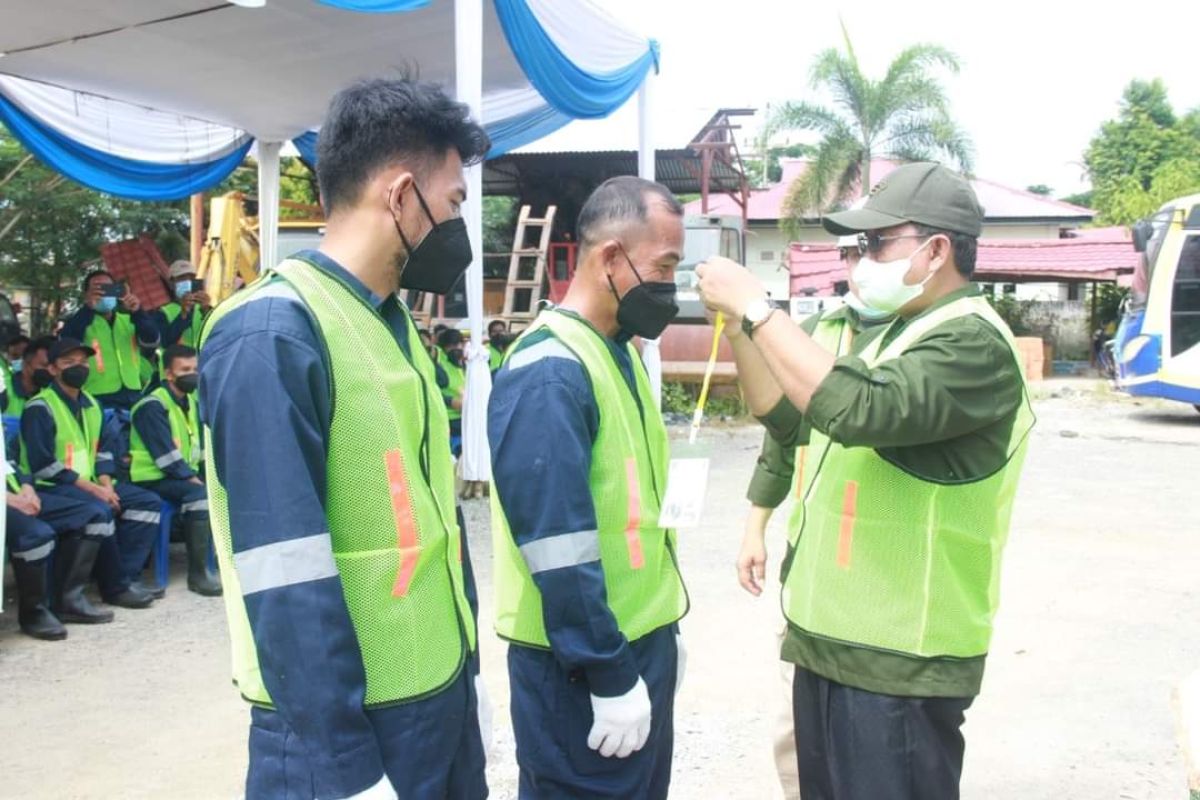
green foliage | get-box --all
[0,130,187,332]
[744,143,816,187]
[661,381,747,420]
[984,291,1034,336]
[482,196,518,278]
[662,381,691,414]
[1089,283,1128,328]
[1084,79,1200,225]
[1026,184,1053,196]
[765,22,973,237]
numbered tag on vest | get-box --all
[657,457,710,529]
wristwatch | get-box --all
[741,298,775,338]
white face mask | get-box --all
[851,237,937,314]
[842,288,892,321]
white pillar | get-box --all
[637,75,663,408]
[456,0,491,482]
[257,141,282,273]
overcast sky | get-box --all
[526,0,1200,199]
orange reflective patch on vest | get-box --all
[623,457,645,570]
[385,449,420,597]
[837,480,858,569]
[92,340,105,373]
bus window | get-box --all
[1171,234,1200,356]
[720,228,742,264]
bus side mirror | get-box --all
[1131,220,1153,253]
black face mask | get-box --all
[61,364,89,390]
[393,184,473,295]
[32,368,53,389]
[174,374,199,394]
[608,244,679,340]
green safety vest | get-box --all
[782,295,1035,660]
[488,342,504,371]
[784,313,856,544]
[20,388,103,485]
[202,258,476,707]
[129,385,202,483]
[437,349,465,422]
[491,309,689,647]
[83,312,145,396]
[160,301,206,348]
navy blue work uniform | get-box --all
[21,383,161,597]
[131,388,207,522]
[489,319,678,799]
[60,306,160,412]
[199,250,486,800]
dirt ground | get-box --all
[2,380,1199,799]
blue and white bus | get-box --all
[1112,194,1200,411]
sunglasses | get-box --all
[856,233,932,257]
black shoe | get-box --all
[131,579,166,600]
[55,537,115,624]
[14,559,68,641]
[185,519,222,597]
[103,585,154,609]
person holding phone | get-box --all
[157,260,213,349]
[60,269,160,412]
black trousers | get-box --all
[792,666,973,800]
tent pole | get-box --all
[190,193,205,265]
[456,0,491,483]
[637,73,664,409]
[257,141,282,274]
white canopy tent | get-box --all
[0,0,662,482]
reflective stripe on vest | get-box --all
[202,259,475,708]
[782,295,1035,659]
[129,386,200,483]
[491,310,689,648]
[784,314,855,548]
[19,389,102,485]
[83,313,143,395]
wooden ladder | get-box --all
[501,205,556,329]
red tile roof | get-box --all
[789,237,1139,295]
[686,158,1096,222]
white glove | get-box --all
[588,677,652,758]
[475,674,494,759]
[675,634,687,695]
[341,774,398,800]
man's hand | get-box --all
[588,678,653,758]
[192,290,212,311]
[180,293,196,316]
[85,283,105,309]
[81,478,121,511]
[696,256,767,321]
[121,290,142,313]
[19,484,42,516]
[737,505,771,596]
[188,476,204,486]
[451,394,464,412]
[6,490,40,516]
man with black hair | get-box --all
[486,320,507,371]
[490,176,688,798]
[436,328,466,454]
[698,162,1034,799]
[4,335,56,418]
[60,269,159,411]
[200,77,490,800]
[129,344,220,596]
[21,338,162,611]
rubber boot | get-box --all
[56,537,115,623]
[14,558,67,640]
[185,518,222,597]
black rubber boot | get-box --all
[56,537,115,624]
[185,518,222,597]
[14,558,67,640]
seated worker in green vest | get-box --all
[6,412,119,638]
[697,162,1034,800]
[3,335,55,418]
[157,260,212,349]
[21,337,164,610]
[486,319,506,372]
[489,176,689,798]
[2,332,30,406]
[129,344,221,597]
[436,327,466,456]
[737,232,894,800]
[60,270,160,412]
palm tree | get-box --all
[767,23,974,234]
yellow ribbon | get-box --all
[688,312,725,444]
